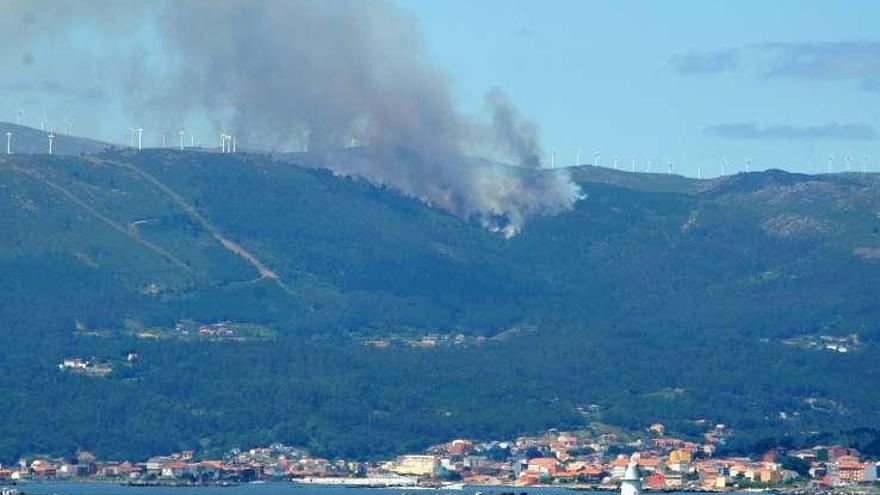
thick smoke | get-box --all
[2,0,582,235]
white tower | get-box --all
[620,454,642,495]
[48,132,55,155]
[631,155,637,173]
[593,150,600,167]
[136,127,144,150]
[576,148,582,166]
[5,132,11,155]
[179,130,185,150]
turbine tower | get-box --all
[863,156,869,174]
[745,157,752,173]
[631,155,637,173]
[576,148,582,166]
[64,118,73,136]
[48,131,55,155]
[5,131,11,155]
[721,157,728,176]
[179,130,185,150]
[698,163,703,180]
[667,160,674,175]
[550,150,556,169]
[593,149,600,167]
[40,112,47,131]
[232,136,236,153]
[136,127,143,150]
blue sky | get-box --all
[397,0,880,176]
[3,1,879,178]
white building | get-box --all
[392,455,438,476]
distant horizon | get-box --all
[1,119,874,180]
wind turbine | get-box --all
[179,130,185,150]
[745,157,752,173]
[575,148,582,166]
[593,149,600,167]
[721,157,728,176]
[667,160,674,175]
[698,163,703,180]
[64,118,73,136]
[40,112,47,131]
[161,130,167,148]
[5,132,11,155]
[612,155,619,170]
[631,155,637,173]
[232,136,236,153]
[550,150,556,169]
[220,133,227,153]
[190,134,195,148]
[136,127,143,150]
[48,131,55,155]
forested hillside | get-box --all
[1,148,879,462]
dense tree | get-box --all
[0,151,879,462]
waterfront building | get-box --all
[393,455,438,476]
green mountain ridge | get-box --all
[1,145,879,462]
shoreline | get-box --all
[10,480,880,495]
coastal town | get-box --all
[2,422,879,492]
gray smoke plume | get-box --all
[486,87,543,169]
[1,0,582,235]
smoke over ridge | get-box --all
[2,0,582,235]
